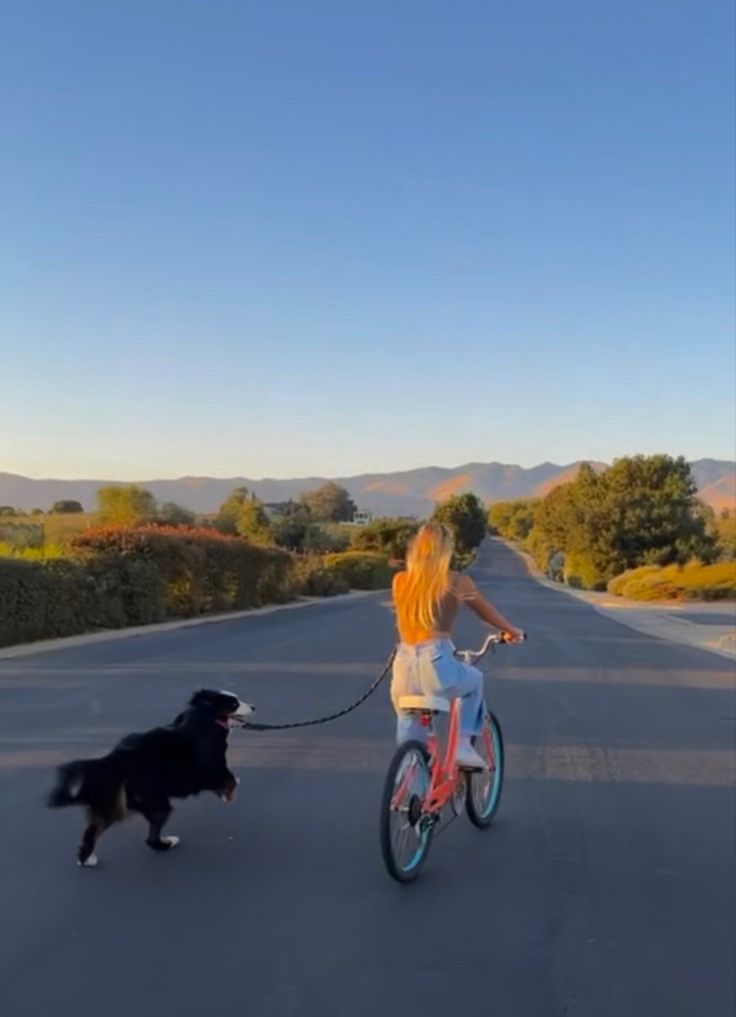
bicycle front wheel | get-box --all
[466,712,504,828]
[379,740,433,883]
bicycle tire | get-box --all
[379,740,433,883]
[466,712,504,829]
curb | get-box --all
[0,590,378,661]
[498,539,736,662]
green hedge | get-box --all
[290,555,350,597]
[73,526,295,616]
[323,551,394,590]
[0,526,393,649]
[0,525,299,648]
[0,555,162,647]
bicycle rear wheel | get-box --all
[466,712,504,828]
[379,740,433,882]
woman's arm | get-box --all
[458,575,523,638]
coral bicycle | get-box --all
[379,632,525,883]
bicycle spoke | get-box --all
[468,715,504,824]
[387,746,430,873]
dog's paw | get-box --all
[221,776,239,803]
[161,836,180,849]
[77,853,98,868]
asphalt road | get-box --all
[1,540,734,1017]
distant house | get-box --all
[352,510,373,526]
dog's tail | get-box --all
[47,756,127,819]
[47,760,90,807]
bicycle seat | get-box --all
[398,695,450,714]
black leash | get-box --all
[241,649,396,732]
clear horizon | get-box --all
[4,449,735,485]
[3,2,735,479]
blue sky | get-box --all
[2,0,734,480]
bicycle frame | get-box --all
[388,706,461,816]
[423,702,461,815]
[390,631,514,817]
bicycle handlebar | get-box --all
[455,630,527,664]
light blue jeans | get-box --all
[390,638,485,744]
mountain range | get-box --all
[1,459,734,517]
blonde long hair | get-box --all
[395,523,455,633]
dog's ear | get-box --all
[189,689,211,708]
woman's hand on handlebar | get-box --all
[501,628,525,644]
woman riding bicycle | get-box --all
[391,522,523,771]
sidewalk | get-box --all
[506,540,736,662]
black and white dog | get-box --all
[48,689,254,867]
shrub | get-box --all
[0,555,163,648]
[563,551,609,591]
[72,525,295,616]
[271,506,312,551]
[1,524,365,648]
[97,485,157,525]
[323,551,394,590]
[352,518,418,559]
[290,556,350,597]
[317,523,353,552]
[607,561,736,602]
[154,502,196,526]
[607,566,660,597]
[301,524,351,554]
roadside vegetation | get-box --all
[488,455,736,601]
[0,482,489,647]
[607,561,736,602]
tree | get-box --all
[301,524,350,553]
[97,485,157,525]
[713,510,736,561]
[353,517,418,559]
[527,455,716,589]
[235,496,273,545]
[526,482,580,571]
[271,502,313,551]
[51,500,84,514]
[216,487,250,534]
[602,455,713,567]
[0,506,18,517]
[488,499,539,541]
[432,493,487,554]
[301,482,356,523]
[155,502,195,526]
